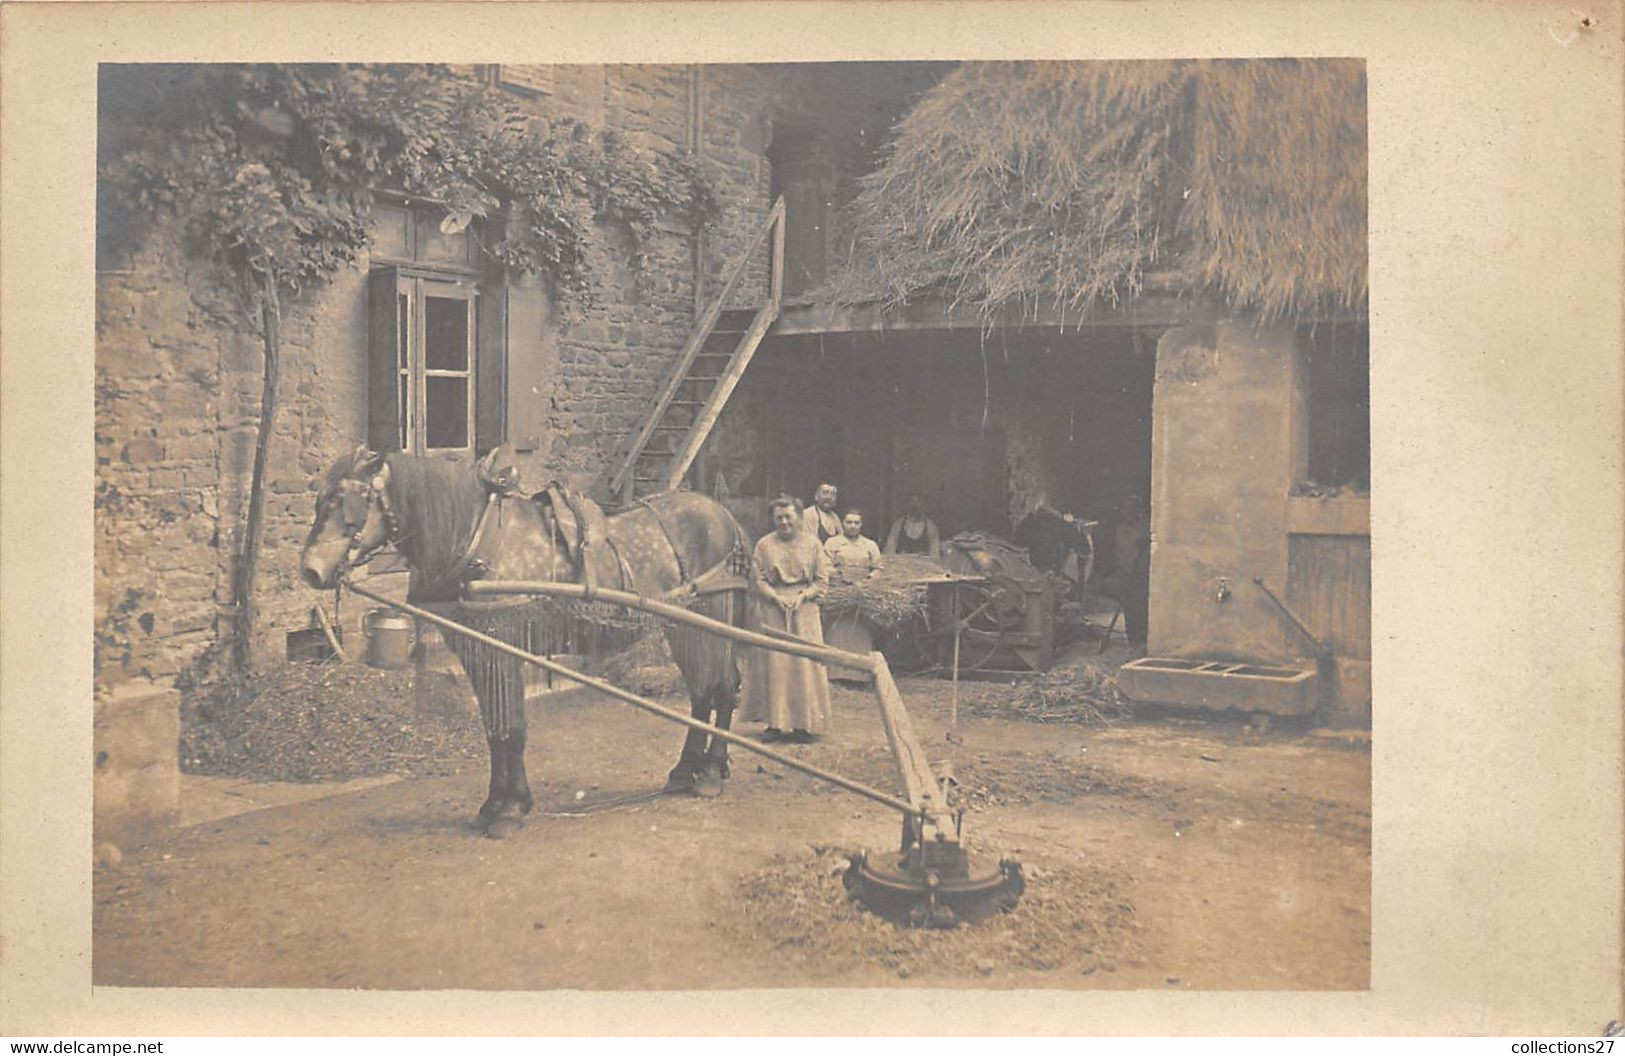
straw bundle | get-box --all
[821,553,945,629]
[969,662,1130,727]
[822,60,1367,325]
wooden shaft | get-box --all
[465,576,954,830]
[345,580,928,823]
[312,604,346,661]
[465,579,878,673]
[950,585,960,736]
[871,661,949,827]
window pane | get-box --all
[425,376,469,449]
[1301,324,1370,491]
[398,375,409,451]
[424,296,469,371]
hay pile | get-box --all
[966,661,1130,726]
[180,660,487,783]
[586,631,687,698]
[822,553,946,629]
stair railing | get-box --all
[609,196,786,502]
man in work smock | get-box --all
[802,481,842,545]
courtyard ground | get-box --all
[93,648,1370,991]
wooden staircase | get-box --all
[609,197,785,505]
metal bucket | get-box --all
[363,607,416,670]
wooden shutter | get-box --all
[475,281,508,456]
[502,275,551,454]
[366,267,404,452]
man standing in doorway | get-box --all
[803,481,842,545]
[1112,493,1151,649]
[884,492,941,559]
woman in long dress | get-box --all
[743,495,833,742]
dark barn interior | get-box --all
[717,326,1156,543]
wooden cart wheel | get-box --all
[939,582,1018,674]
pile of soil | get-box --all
[180,660,487,783]
[730,848,1141,981]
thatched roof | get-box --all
[820,60,1367,324]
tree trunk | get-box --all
[231,276,282,672]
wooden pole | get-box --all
[312,604,345,662]
[950,585,961,741]
[465,580,878,673]
[344,579,927,823]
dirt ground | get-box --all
[94,656,1370,991]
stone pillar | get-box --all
[94,680,180,849]
[1147,318,1298,662]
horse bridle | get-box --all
[330,464,400,576]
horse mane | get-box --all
[383,452,487,596]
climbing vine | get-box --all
[106,64,718,308]
[102,64,720,670]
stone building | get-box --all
[97,60,1371,730]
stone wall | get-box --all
[94,64,783,690]
[1148,321,1298,662]
[516,64,777,494]
[1147,319,1372,723]
[96,212,371,683]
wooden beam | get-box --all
[771,289,1227,336]
[466,578,874,671]
[872,660,950,824]
[312,605,346,661]
[465,576,950,825]
[345,579,928,822]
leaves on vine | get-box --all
[102,64,723,315]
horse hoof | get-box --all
[664,767,696,794]
[693,765,725,799]
[484,816,523,840]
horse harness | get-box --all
[535,483,747,605]
[336,456,745,606]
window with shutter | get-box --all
[366,202,509,458]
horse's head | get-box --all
[300,445,394,590]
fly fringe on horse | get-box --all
[666,588,744,699]
[427,591,742,739]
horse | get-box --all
[299,445,750,838]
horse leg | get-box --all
[476,734,510,827]
[665,704,710,794]
[699,687,738,791]
[469,649,531,840]
[505,731,534,815]
[483,733,530,840]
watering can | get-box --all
[363,607,417,669]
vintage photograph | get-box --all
[92,59,1370,990]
